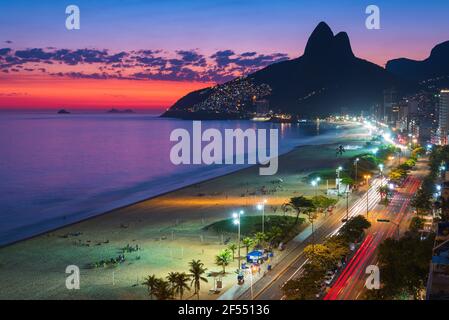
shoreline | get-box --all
[0,122,359,247]
[0,142,333,248]
[0,123,370,300]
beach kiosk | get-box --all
[246,250,264,263]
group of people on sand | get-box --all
[90,254,126,269]
[122,243,140,253]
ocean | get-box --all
[0,112,351,245]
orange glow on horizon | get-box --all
[0,74,213,110]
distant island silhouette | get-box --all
[57,109,71,114]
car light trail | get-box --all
[324,176,421,300]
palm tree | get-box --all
[142,274,160,299]
[215,249,232,274]
[188,259,208,299]
[166,271,180,297]
[254,232,269,248]
[153,279,174,300]
[242,237,254,255]
[267,226,283,245]
[227,243,237,260]
[167,272,190,299]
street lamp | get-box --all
[233,210,244,273]
[354,158,360,188]
[311,177,321,197]
[336,166,343,196]
[256,199,267,234]
[364,174,371,218]
[378,164,384,202]
[311,180,317,196]
[377,218,400,239]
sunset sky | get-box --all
[1,0,449,112]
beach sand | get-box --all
[0,124,370,299]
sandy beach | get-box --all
[0,123,370,300]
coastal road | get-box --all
[323,176,421,300]
[237,177,385,300]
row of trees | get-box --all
[143,259,208,300]
[283,216,371,299]
[227,231,272,258]
[342,144,398,189]
[428,145,449,218]
[410,147,436,215]
[306,144,394,190]
[388,154,418,184]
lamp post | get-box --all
[311,177,320,199]
[336,166,343,196]
[364,175,371,218]
[256,199,267,234]
[354,158,360,188]
[233,210,244,273]
[377,219,400,239]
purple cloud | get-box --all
[0,46,290,83]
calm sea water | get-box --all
[0,112,348,245]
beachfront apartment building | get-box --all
[438,90,449,145]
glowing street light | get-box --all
[256,199,267,234]
[336,167,343,195]
[232,210,244,273]
[379,164,384,201]
[311,177,320,197]
[354,158,360,187]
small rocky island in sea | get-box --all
[106,108,135,114]
[57,109,71,114]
